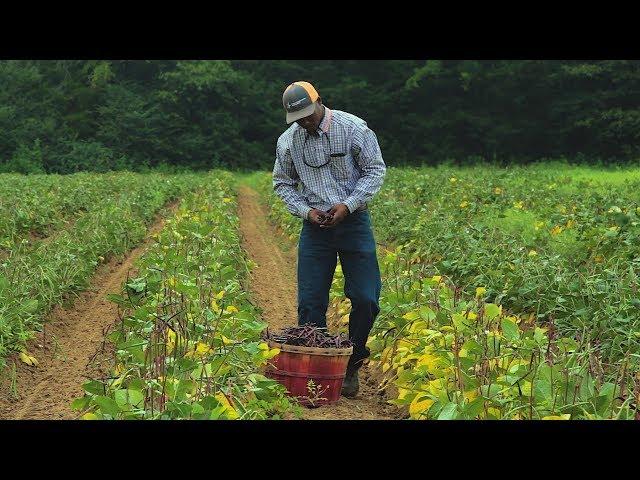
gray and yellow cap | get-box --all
[282,81,319,124]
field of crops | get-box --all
[0,172,209,365]
[371,163,640,362]
[72,172,297,419]
[255,163,640,419]
[2,164,640,420]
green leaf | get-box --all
[557,337,578,353]
[174,282,199,296]
[0,275,9,292]
[71,396,91,411]
[437,402,458,420]
[463,397,485,418]
[596,382,615,414]
[501,318,520,342]
[435,311,449,326]
[166,401,191,418]
[127,378,145,391]
[485,303,501,320]
[200,395,220,411]
[481,384,504,399]
[82,412,102,420]
[209,405,225,420]
[175,379,195,401]
[419,305,436,322]
[114,389,144,408]
[533,327,548,346]
[452,313,472,331]
[128,346,146,364]
[106,293,129,307]
[83,380,105,395]
[125,278,146,293]
[402,310,420,321]
[461,338,483,355]
[107,330,124,344]
[508,363,528,376]
[93,396,121,417]
[534,365,554,403]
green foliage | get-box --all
[367,266,637,420]
[254,167,640,420]
[0,172,207,360]
[369,163,640,364]
[2,60,640,172]
[2,139,45,174]
[49,140,127,173]
[0,171,149,249]
[74,175,299,419]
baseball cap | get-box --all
[282,81,319,124]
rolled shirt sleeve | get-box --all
[273,138,312,220]
[342,123,387,213]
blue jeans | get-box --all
[297,209,382,367]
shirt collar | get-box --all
[318,106,332,133]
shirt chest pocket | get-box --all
[328,137,352,181]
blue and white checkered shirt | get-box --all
[273,107,386,220]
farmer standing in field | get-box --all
[273,81,387,398]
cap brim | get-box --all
[286,102,316,124]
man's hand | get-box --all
[309,208,333,226]
[319,203,349,228]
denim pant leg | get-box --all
[335,211,382,366]
[297,220,338,328]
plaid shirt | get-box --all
[273,107,386,220]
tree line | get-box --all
[1,60,639,173]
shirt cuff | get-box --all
[342,197,361,214]
[299,204,312,220]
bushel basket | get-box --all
[265,340,353,407]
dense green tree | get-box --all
[0,60,639,173]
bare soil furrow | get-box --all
[237,186,397,420]
[0,201,178,420]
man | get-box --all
[272,81,386,398]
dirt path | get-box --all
[237,186,397,420]
[0,202,178,420]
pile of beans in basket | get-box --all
[262,325,353,349]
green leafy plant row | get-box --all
[252,170,640,419]
[0,172,160,251]
[0,172,208,366]
[74,173,299,419]
[370,163,640,364]
[367,247,639,419]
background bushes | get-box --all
[1,60,640,173]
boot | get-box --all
[341,365,360,398]
[341,347,370,398]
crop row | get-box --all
[254,171,640,419]
[73,174,298,419]
[371,164,640,363]
[366,250,638,419]
[0,173,208,366]
[0,172,153,251]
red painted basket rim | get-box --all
[267,340,353,356]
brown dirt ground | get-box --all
[0,201,178,420]
[237,185,400,420]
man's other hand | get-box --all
[319,203,349,228]
[309,208,332,225]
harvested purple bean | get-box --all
[262,324,352,348]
